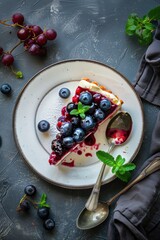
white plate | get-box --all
[13,60,144,189]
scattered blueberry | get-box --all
[62,136,75,148]
[0,83,12,95]
[59,87,71,99]
[100,99,111,111]
[24,184,37,196]
[38,120,50,132]
[73,128,85,143]
[60,122,72,137]
[80,115,96,131]
[79,91,93,105]
[37,207,50,219]
[66,102,77,113]
[43,218,55,231]
[94,108,106,122]
[19,200,30,211]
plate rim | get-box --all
[12,59,144,189]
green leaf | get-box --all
[83,105,90,112]
[78,102,83,110]
[38,193,50,208]
[16,71,23,79]
[96,151,115,167]
[115,155,125,167]
[80,113,85,119]
[148,6,160,20]
[119,163,136,172]
[70,109,79,116]
[116,171,131,182]
[112,165,120,174]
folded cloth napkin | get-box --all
[134,22,160,106]
[107,111,160,240]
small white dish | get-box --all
[13,60,144,189]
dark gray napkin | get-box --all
[107,112,160,240]
[134,23,160,106]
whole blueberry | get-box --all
[71,116,80,127]
[62,136,75,148]
[87,102,97,114]
[0,83,12,95]
[37,207,50,219]
[100,99,111,111]
[79,91,93,105]
[59,87,71,99]
[80,115,96,131]
[73,128,85,143]
[43,218,55,231]
[60,122,72,137]
[94,108,106,122]
[24,184,36,196]
[38,120,50,132]
[20,200,30,212]
[66,102,77,113]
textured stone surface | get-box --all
[0,0,159,239]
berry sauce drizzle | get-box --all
[106,128,131,145]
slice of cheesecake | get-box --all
[49,78,123,166]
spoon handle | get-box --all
[85,143,115,211]
[107,157,160,206]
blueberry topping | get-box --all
[100,99,111,111]
[73,128,85,143]
[58,116,66,122]
[24,184,37,196]
[80,115,96,131]
[60,122,72,137]
[0,83,12,95]
[87,102,97,114]
[51,139,63,155]
[19,200,30,211]
[37,207,50,219]
[66,102,77,113]
[62,136,75,148]
[38,120,50,132]
[59,87,70,99]
[71,116,80,127]
[94,108,106,122]
[43,218,55,231]
[79,91,93,105]
[93,93,101,104]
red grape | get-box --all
[12,13,24,25]
[0,47,3,55]
[23,39,35,49]
[31,25,43,36]
[2,54,14,66]
[17,28,29,40]
[28,44,41,55]
[45,29,57,40]
[36,34,47,46]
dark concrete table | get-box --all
[0,1,159,239]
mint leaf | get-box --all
[148,6,160,20]
[70,109,79,115]
[70,102,90,118]
[96,151,115,167]
[38,193,50,208]
[116,171,131,182]
[119,163,136,172]
[112,165,120,174]
[115,155,125,167]
[78,102,83,110]
[80,113,85,119]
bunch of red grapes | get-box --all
[0,13,57,67]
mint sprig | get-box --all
[38,193,50,208]
[70,102,90,119]
[96,150,136,182]
[125,6,160,45]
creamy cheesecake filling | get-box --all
[48,78,123,166]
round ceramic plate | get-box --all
[13,60,144,189]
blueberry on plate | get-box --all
[99,99,111,111]
[79,91,93,105]
[19,200,30,212]
[62,136,75,148]
[37,207,50,219]
[94,108,106,122]
[43,218,55,231]
[59,87,71,99]
[0,83,12,95]
[24,184,37,196]
[38,120,50,132]
[80,115,96,131]
[73,128,85,143]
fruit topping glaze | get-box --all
[49,78,123,166]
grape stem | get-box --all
[0,20,24,28]
[9,40,22,53]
